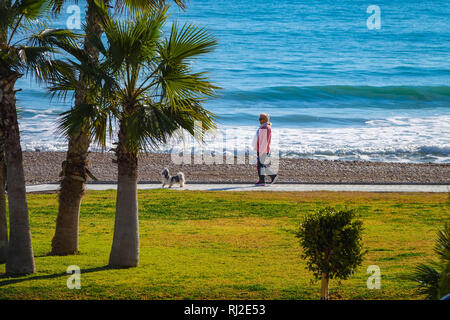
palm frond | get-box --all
[1,1,74,80]
[14,0,51,20]
[124,95,216,152]
[123,101,177,151]
[48,0,76,15]
[154,22,219,108]
[435,223,450,263]
[155,64,219,107]
[45,59,81,100]
[28,28,81,49]
[99,5,166,72]
[115,0,186,16]
[161,22,217,63]
[411,263,441,299]
[0,3,16,39]
[58,101,113,148]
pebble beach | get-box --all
[23,151,450,185]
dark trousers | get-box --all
[257,152,277,183]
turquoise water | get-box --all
[16,0,450,162]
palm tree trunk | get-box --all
[320,272,329,300]
[0,129,7,264]
[0,71,35,275]
[51,0,102,255]
[51,132,90,254]
[109,121,139,268]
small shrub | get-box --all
[295,207,365,300]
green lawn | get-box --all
[0,190,448,300]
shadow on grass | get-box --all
[206,186,256,191]
[0,265,110,287]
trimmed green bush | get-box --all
[296,207,365,299]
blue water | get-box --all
[16,0,450,163]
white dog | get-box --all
[161,168,185,188]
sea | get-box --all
[15,0,450,163]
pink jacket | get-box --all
[254,123,271,154]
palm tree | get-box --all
[58,5,218,267]
[412,223,450,299]
[0,136,6,264]
[0,0,76,275]
[51,0,186,256]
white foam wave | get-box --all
[19,114,450,163]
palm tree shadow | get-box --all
[205,185,256,191]
[34,253,52,258]
[0,265,110,287]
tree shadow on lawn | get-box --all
[0,265,110,287]
[205,185,258,191]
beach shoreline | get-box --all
[23,151,450,185]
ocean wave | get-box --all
[19,113,450,164]
[220,85,450,103]
[164,119,450,163]
[218,113,368,126]
[19,123,450,164]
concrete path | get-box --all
[26,183,450,193]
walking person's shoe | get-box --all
[255,180,265,186]
[269,175,278,185]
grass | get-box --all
[0,190,449,300]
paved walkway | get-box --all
[26,183,450,193]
